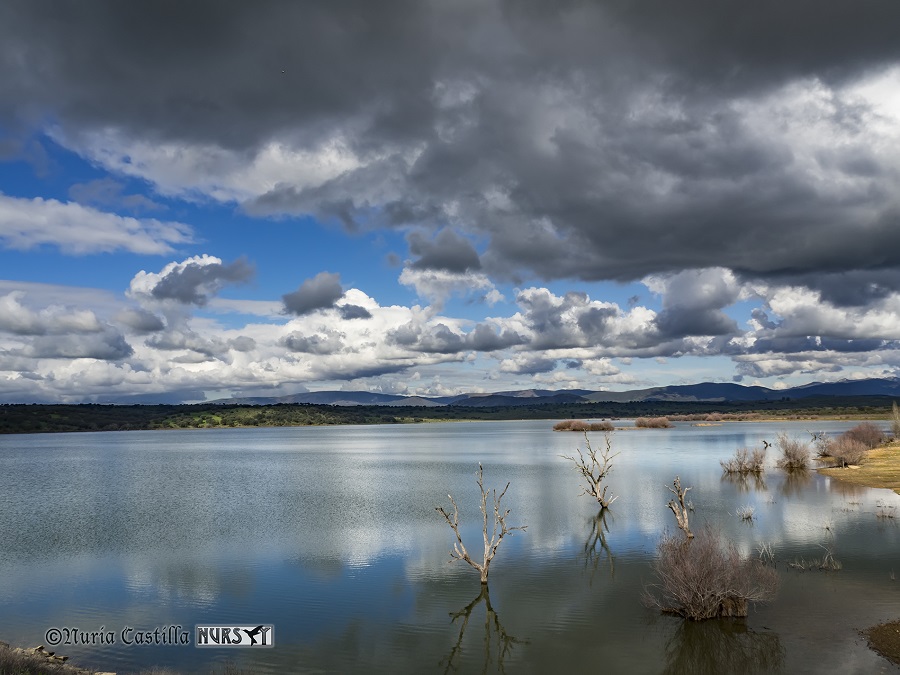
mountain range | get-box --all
[219,378,900,407]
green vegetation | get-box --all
[1,395,899,435]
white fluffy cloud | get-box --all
[0,193,192,254]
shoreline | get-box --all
[817,440,900,496]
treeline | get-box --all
[0,396,895,435]
[0,403,414,434]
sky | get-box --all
[2,1,900,404]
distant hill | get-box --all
[214,377,900,407]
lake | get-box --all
[1,420,899,674]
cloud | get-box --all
[283,329,346,355]
[13,327,133,360]
[282,272,344,316]
[0,193,192,255]
[337,304,372,320]
[4,1,900,296]
[407,228,481,272]
[398,266,497,307]
[129,255,254,306]
[5,1,900,396]
[68,177,163,212]
[0,291,105,335]
[114,307,166,334]
[386,320,524,355]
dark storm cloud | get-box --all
[749,335,891,354]
[338,304,373,320]
[407,229,481,273]
[4,0,900,290]
[150,258,254,306]
[283,330,345,355]
[146,329,229,359]
[764,269,900,307]
[115,307,165,334]
[576,307,617,337]
[282,272,344,316]
[16,328,133,360]
[385,321,524,354]
[654,309,739,339]
[501,355,558,376]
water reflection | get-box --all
[1,421,897,674]
[661,619,785,675]
[721,472,768,493]
[583,509,615,580]
[779,468,812,498]
[440,586,527,674]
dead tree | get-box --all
[561,431,620,509]
[667,476,694,539]
[436,463,526,585]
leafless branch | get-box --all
[436,463,526,585]
[666,476,693,539]
[561,431,620,509]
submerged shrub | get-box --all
[636,416,672,429]
[775,433,810,470]
[644,526,778,620]
[720,447,766,475]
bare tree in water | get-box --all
[436,463,526,585]
[667,476,693,539]
[561,431,619,509]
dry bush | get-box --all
[0,647,73,675]
[827,436,868,467]
[644,526,778,620]
[636,416,672,428]
[788,543,842,572]
[843,422,885,449]
[553,419,589,431]
[720,447,766,475]
[589,421,615,431]
[553,419,613,432]
[774,433,810,470]
[705,412,724,422]
[892,402,900,439]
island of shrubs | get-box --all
[553,419,615,432]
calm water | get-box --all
[1,420,899,674]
